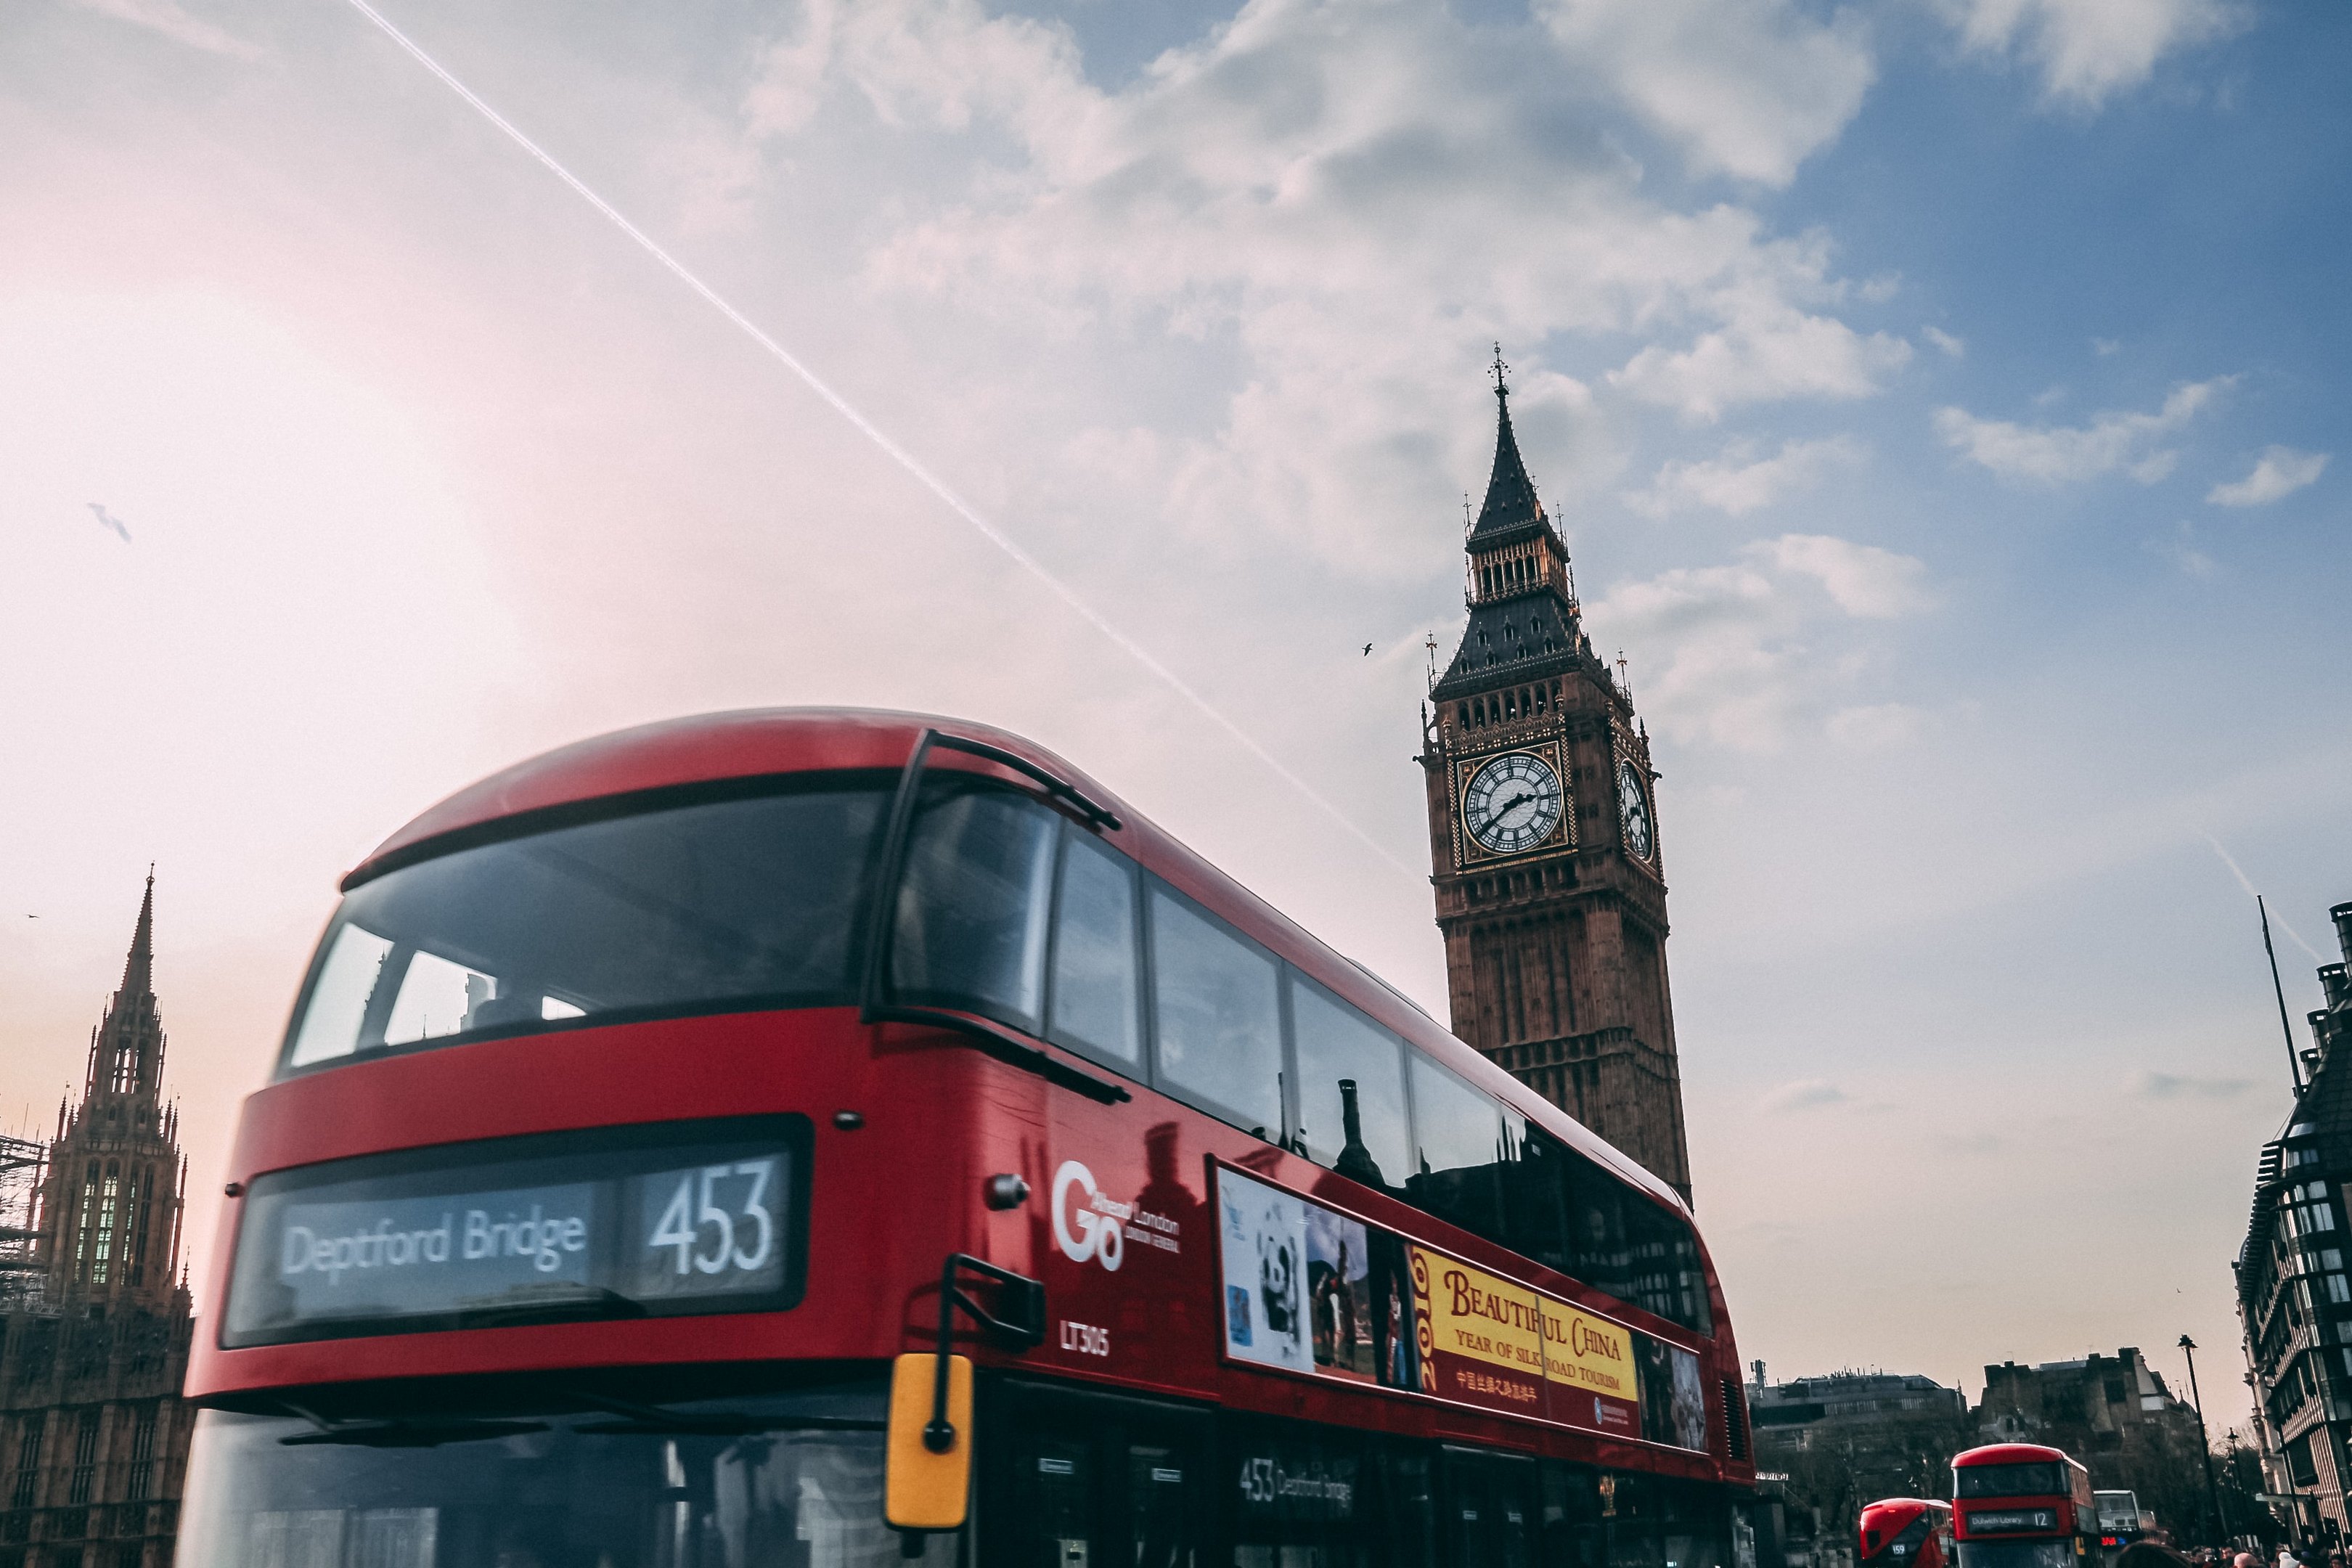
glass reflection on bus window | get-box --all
[1405,1056,1506,1241]
[279,779,889,1074]
[890,781,1058,1032]
[1290,978,1410,1188]
[1047,828,1143,1067]
[1149,889,1283,1137]
[176,1388,953,1568]
[1956,1464,2065,1498]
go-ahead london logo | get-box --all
[1052,1160,1132,1272]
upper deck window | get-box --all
[281,777,889,1074]
[1149,888,1284,1137]
[1289,976,1410,1187]
[1957,1463,2066,1498]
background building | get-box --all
[1976,1347,2216,1540]
[2236,900,2352,1547]
[1749,1367,1973,1564]
[0,878,195,1568]
[1421,365,1693,1201]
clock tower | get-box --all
[1419,360,1693,1201]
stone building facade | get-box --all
[0,878,195,1568]
[1421,362,1693,1200]
[2237,900,2352,1545]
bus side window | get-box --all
[1230,1418,1371,1568]
[1148,886,1284,1139]
[1373,1442,1438,1568]
[1559,1149,1638,1310]
[1440,1449,1535,1568]
[1620,1199,1713,1336]
[1048,828,1143,1069]
[1537,1461,1606,1568]
[1289,976,1411,1188]
[1404,1056,1506,1244]
[891,783,1059,1035]
[1502,1124,1573,1275]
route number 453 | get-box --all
[649,1161,775,1275]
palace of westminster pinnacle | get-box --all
[1422,362,1694,1204]
[0,878,194,1568]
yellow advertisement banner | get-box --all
[1408,1246,1545,1414]
[1539,1300,1638,1401]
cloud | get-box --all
[1763,1078,1847,1111]
[2133,1070,2251,1101]
[1922,326,1965,358]
[1625,435,1863,517]
[737,0,1911,548]
[1531,0,1877,187]
[1827,703,1924,749]
[2208,446,2329,507]
[2147,520,2214,577]
[1589,532,1930,748]
[1611,301,1912,422]
[1755,533,1932,617]
[1933,376,2234,485]
[1937,0,2243,108]
[70,0,264,59]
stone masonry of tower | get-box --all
[0,876,195,1568]
[1420,368,1694,1202]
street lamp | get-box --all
[2182,1335,2230,1548]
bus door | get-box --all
[1441,1447,1538,1568]
[989,1381,1212,1568]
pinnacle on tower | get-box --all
[121,869,155,997]
[1469,348,1544,540]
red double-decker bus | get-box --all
[1861,1499,1953,1568]
[1953,1445,2095,1568]
[179,709,1755,1568]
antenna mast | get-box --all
[2261,896,2305,1093]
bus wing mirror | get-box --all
[887,1352,972,1531]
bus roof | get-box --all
[1954,1444,2080,1468]
[346,706,1691,1221]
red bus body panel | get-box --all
[1861,1498,1954,1568]
[188,709,1750,1487]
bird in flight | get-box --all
[1362,643,1373,656]
[87,504,131,543]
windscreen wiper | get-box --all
[451,1288,650,1331]
[277,1403,550,1449]
[568,1392,883,1437]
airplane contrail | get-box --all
[2201,832,2326,963]
[332,0,1419,883]
[87,503,131,543]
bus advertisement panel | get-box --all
[1215,1164,1694,1449]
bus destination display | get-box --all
[224,1116,807,1347]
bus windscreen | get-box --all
[282,778,888,1073]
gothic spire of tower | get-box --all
[86,873,165,1102]
[121,867,155,998]
[1470,344,1544,541]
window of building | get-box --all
[9,1413,41,1511]
[126,1405,155,1503]
[68,1408,99,1506]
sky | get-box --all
[4,0,2348,1432]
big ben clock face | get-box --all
[1462,752,1565,855]
[1617,761,1654,861]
